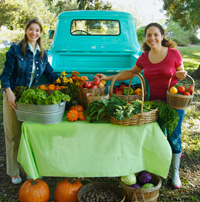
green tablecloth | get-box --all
[17,119,172,180]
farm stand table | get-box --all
[17,118,172,180]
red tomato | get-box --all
[184,92,191,96]
[178,86,186,94]
[188,86,194,95]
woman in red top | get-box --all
[96,22,187,189]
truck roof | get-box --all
[58,10,134,19]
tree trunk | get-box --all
[190,65,200,79]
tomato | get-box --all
[178,86,186,94]
[184,92,191,96]
[188,86,194,95]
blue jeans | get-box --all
[158,109,185,154]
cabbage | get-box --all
[137,171,152,185]
[121,173,136,185]
[130,184,141,188]
[141,183,155,189]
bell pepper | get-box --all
[123,87,133,95]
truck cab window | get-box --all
[71,20,120,36]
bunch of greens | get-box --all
[85,94,179,135]
[13,86,30,101]
[18,88,71,105]
[145,101,179,136]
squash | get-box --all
[70,105,84,112]
[18,179,50,202]
[54,178,82,202]
[78,112,86,120]
[66,109,79,121]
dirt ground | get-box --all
[0,104,199,202]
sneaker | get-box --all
[11,175,22,184]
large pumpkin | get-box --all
[54,178,82,202]
[18,179,50,202]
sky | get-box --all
[107,0,167,28]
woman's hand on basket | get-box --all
[175,70,187,80]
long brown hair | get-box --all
[142,22,177,52]
[19,18,44,58]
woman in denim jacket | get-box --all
[1,18,59,184]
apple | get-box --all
[90,85,98,89]
[93,77,100,86]
[84,81,92,88]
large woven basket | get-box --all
[109,70,147,102]
[77,182,125,202]
[109,70,158,126]
[78,86,106,109]
[120,173,162,202]
[167,74,195,109]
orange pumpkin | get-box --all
[66,109,79,122]
[78,112,86,120]
[54,178,82,202]
[70,105,84,112]
[18,179,50,202]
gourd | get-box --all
[54,178,82,202]
[67,109,79,121]
[70,105,84,112]
[18,179,50,202]
[78,111,86,120]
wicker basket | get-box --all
[109,70,147,102]
[86,87,109,106]
[120,173,162,202]
[167,74,195,109]
[109,70,158,126]
[77,182,125,202]
[78,86,106,109]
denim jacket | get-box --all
[0,43,59,91]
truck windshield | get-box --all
[71,20,120,36]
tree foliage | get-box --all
[0,0,56,30]
[162,0,200,30]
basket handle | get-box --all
[168,74,195,95]
[90,87,103,102]
[131,188,145,202]
[109,70,145,114]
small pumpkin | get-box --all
[78,111,86,120]
[18,179,50,202]
[54,178,82,202]
[70,105,84,112]
[66,109,79,122]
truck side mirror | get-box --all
[49,30,55,39]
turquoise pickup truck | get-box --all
[46,10,143,89]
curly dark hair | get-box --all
[142,22,177,52]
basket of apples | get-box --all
[167,74,195,109]
[78,76,106,109]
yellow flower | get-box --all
[61,71,67,77]
[68,78,73,84]
[56,78,61,83]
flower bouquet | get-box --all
[55,71,88,106]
